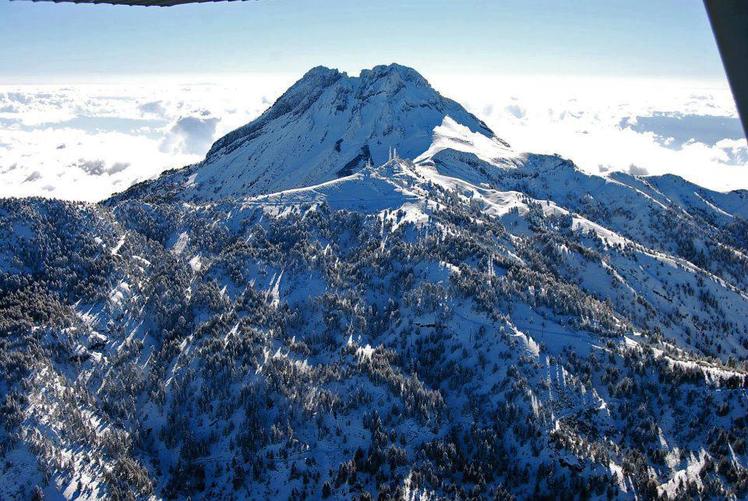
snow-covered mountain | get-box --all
[111,64,503,202]
[2,64,748,500]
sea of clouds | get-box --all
[435,74,747,192]
[0,72,746,201]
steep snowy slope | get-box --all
[2,65,748,500]
[112,64,504,202]
[410,132,748,362]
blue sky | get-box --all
[0,0,726,80]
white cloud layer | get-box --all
[0,75,293,201]
[431,74,748,192]
[0,73,746,202]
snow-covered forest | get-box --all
[1,64,747,500]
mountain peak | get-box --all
[116,63,504,202]
[300,63,429,87]
[361,63,429,85]
[303,65,342,79]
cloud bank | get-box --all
[0,75,293,201]
[432,74,748,192]
[160,114,220,156]
[0,73,746,202]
